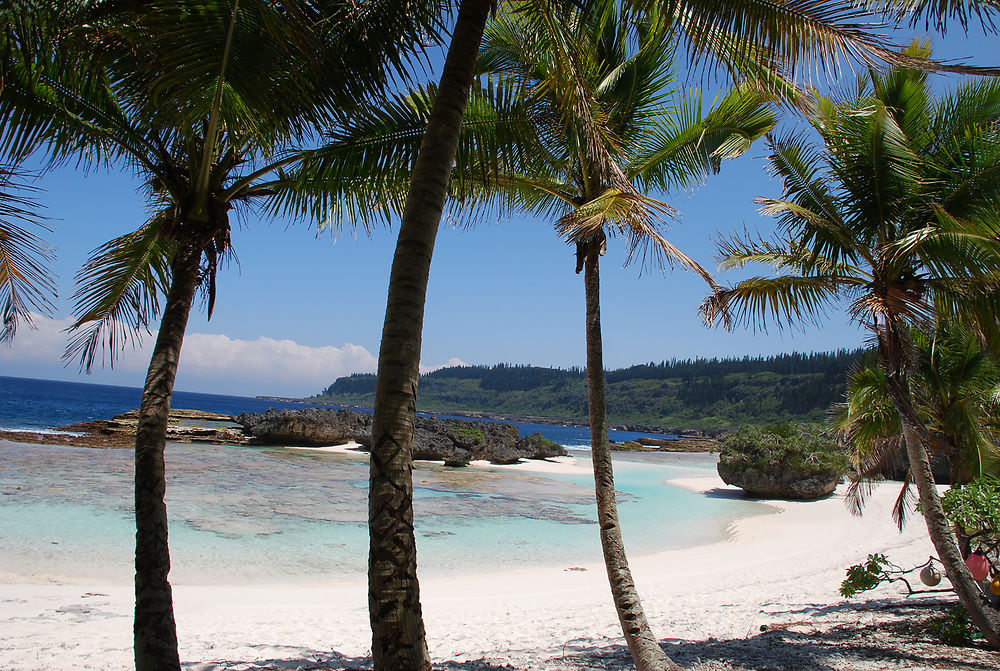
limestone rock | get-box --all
[236,408,569,466]
[716,461,840,500]
[236,408,372,447]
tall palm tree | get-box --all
[474,5,777,668]
[290,6,773,667]
[0,2,439,669]
[702,47,1000,644]
[363,2,972,668]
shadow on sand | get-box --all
[185,599,999,671]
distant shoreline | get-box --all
[254,395,723,438]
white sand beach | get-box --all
[4,472,995,671]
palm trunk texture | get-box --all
[367,0,491,668]
[878,324,1000,647]
[583,244,681,671]
[133,235,203,671]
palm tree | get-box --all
[474,5,778,668]
[837,325,1000,525]
[702,47,1000,644]
[363,2,972,668]
[293,6,773,667]
[0,2,439,669]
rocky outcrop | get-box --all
[237,408,372,447]
[716,461,840,500]
[612,436,719,452]
[236,408,568,466]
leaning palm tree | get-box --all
[363,1,947,666]
[702,47,1000,644]
[289,5,774,667]
[0,2,439,669]
[837,324,1000,525]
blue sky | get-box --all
[2,18,996,397]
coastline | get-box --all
[4,473,995,670]
[257,395,721,437]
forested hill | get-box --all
[313,349,868,430]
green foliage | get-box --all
[926,606,978,647]
[451,425,484,444]
[316,350,865,428]
[942,477,1000,538]
[942,477,1000,568]
[719,423,850,477]
[520,432,559,452]
[840,553,891,598]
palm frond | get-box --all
[655,0,897,79]
[892,471,916,530]
[865,0,1000,34]
[630,83,778,192]
[64,214,174,371]
[702,273,842,330]
[0,166,55,342]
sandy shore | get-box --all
[2,474,996,670]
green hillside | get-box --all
[313,349,868,430]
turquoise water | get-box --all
[0,440,772,584]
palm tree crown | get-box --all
[1,3,443,670]
[703,42,1000,645]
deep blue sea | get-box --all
[0,375,771,585]
[0,374,670,448]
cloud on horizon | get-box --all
[2,315,465,397]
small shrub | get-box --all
[926,606,978,646]
[840,553,891,597]
[941,476,1000,570]
[451,425,484,443]
[718,423,850,476]
[521,432,559,451]
[942,477,1000,540]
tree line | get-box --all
[318,348,868,427]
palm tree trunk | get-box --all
[878,324,1000,648]
[133,235,203,671]
[582,242,681,671]
[368,0,491,668]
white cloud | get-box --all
[1,313,156,374]
[0,313,74,361]
[420,356,468,375]
[176,333,377,395]
[3,314,463,397]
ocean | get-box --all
[0,375,771,584]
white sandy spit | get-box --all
[1,475,987,671]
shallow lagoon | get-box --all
[0,440,773,584]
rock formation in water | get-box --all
[236,407,567,466]
[716,461,840,499]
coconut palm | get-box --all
[702,46,1000,644]
[0,2,439,669]
[290,7,773,668]
[476,5,779,668]
[837,325,1000,526]
[362,1,948,667]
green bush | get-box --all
[840,553,890,597]
[718,423,850,476]
[521,432,560,452]
[926,606,979,646]
[451,425,484,444]
[942,477,1000,542]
